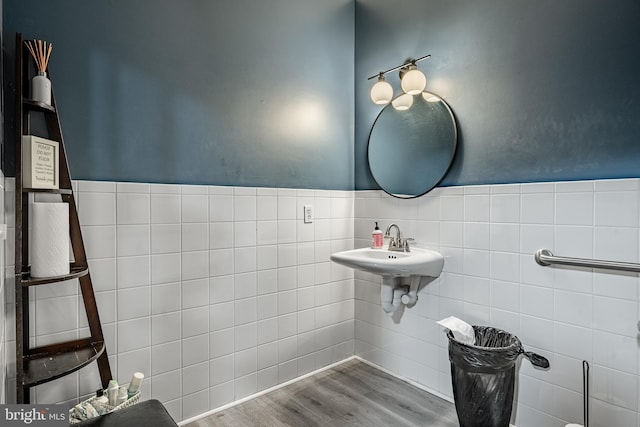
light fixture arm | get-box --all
[366,54,431,80]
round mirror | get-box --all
[367,91,457,198]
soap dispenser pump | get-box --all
[372,222,383,249]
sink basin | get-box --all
[330,247,444,277]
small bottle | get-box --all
[107,380,119,406]
[94,393,108,405]
[32,71,52,105]
[371,222,383,249]
[116,386,128,405]
[127,372,144,398]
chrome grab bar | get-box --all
[535,249,640,273]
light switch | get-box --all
[303,205,313,223]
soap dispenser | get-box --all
[372,222,383,249]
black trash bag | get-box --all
[447,326,549,427]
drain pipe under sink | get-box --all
[400,275,421,306]
[381,276,408,315]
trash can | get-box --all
[447,326,549,427]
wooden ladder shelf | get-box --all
[13,33,112,403]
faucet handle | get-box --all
[404,238,415,252]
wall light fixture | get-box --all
[368,54,431,107]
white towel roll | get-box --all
[31,202,70,277]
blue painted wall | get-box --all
[6,0,354,189]
[7,1,640,190]
[355,0,640,189]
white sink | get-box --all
[330,247,444,278]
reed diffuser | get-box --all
[25,39,53,105]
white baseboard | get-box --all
[178,356,358,426]
[352,356,455,404]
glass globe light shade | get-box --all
[401,68,426,95]
[422,92,441,103]
[392,93,414,111]
[370,77,393,105]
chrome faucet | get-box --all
[383,224,405,252]
[385,223,415,252]
[385,224,401,248]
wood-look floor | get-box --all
[186,358,459,427]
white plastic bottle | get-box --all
[107,380,119,406]
[127,372,144,398]
[371,222,383,249]
[116,386,128,405]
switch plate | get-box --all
[304,205,313,223]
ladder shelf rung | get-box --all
[22,187,73,195]
[22,98,56,113]
[20,263,89,287]
[22,339,105,387]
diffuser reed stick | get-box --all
[25,39,53,73]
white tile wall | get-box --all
[354,179,640,427]
[3,177,639,427]
[3,180,354,422]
